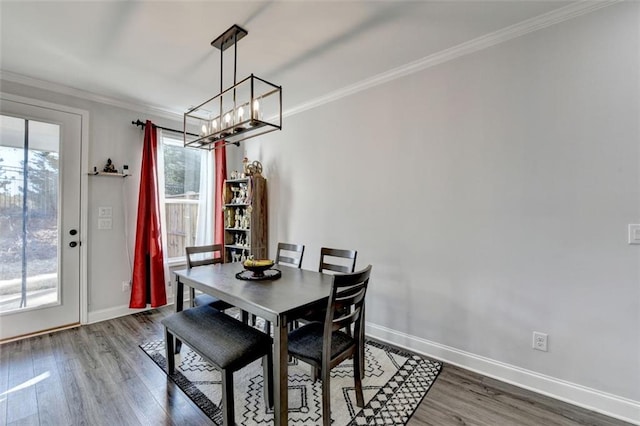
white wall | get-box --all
[245,2,639,420]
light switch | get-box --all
[98,218,112,230]
[98,206,112,218]
[629,224,640,245]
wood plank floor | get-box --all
[0,307,632,426]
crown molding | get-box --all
[0,1,619,121]
[284,0,620,118]
[0,70,182,121]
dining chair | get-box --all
[262,242,305,334]
[185,244,233,311]
[294,247,358,325]
[293,247,361,377]
[297,246,357,317]
[318,247,357,275]
[276,242,305,268]
[287,264,372,426]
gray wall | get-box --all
[246,1,640,408]
[1,1,637,420]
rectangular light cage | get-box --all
[184,74,282,150]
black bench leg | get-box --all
[165,328,175,374]
[221,368,234,425]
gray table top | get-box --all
[174,262,334,323]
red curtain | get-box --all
[130,121,167,308]
[214,141,227,245]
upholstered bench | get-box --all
[161,305,273,425]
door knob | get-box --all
[69,241,79,248]
[69,229,78,235]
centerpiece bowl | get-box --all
[243,259,275,277]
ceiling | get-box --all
[0,1,575,117]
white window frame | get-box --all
[158,132,214,267]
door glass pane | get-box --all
[0,114,60,313]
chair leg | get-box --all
[221,368,235,426]
[321,367,331,426]
[360,311,366,379]
[262,352,274,409]
[263,320,271,335]
[353,346,364,407]
[189,288,196,308]
[165,328,175,374]
[175,337,182,354]
[358,328,365,379]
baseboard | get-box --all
[366,322,640,425]
[87,304,153,324]
[87,294,182,324]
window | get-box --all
[159,133,213,263]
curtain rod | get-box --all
[131,119,199,137]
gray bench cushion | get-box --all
[162,305,272,370]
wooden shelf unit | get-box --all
[223,175,267,263]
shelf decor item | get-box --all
[183,25,282,150]
[103,158,117,173]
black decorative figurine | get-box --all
[103,158,117,173]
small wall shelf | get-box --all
[88,171,129,178]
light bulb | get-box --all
[201,124,207,136]
[237,106,244,121]
[224,113,231,125]
[211,119,217,131]
[252,99,260,118]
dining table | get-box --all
[173,261,334,426]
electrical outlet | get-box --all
[122,280,131,292]
[532,331,548,352]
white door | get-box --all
[0,96,83,340]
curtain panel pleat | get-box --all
[130,120,167,308]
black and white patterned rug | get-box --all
[140,338,441,425]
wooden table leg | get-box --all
[174,276,184,354]
[273,315,288,426]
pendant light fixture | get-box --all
[184,25,282,149]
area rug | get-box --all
[141,336,441,425]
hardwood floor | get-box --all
[0,307,632,426]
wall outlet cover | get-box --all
[629,224,640,245]
[98,218,112,230]
[98,206,113,218]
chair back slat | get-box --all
[332,307,361,332]
[318,247,357,275]
[185,244,224,269]
[276,242,305,268]
[322,265,372,356]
